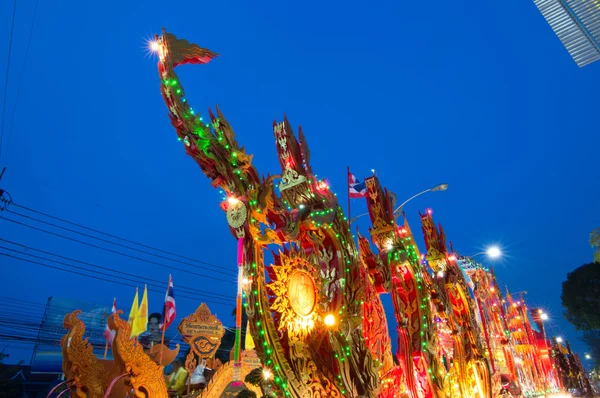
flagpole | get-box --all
[159,275,170,365]
[347,166,351,224]
[103,308,109,360]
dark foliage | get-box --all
[561,262,600,331]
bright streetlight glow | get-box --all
[486,246,502,259]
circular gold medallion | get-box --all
[287,271,316,317]
[226,200,247,229]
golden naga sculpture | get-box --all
[108,310,168,397]
[60,310,110,397]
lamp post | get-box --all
[470,246,502,260]
[349,183,448,224]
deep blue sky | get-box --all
[1,0,598,364]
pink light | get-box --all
[427,208,433,215]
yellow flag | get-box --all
[132,285,149,337]
[128,288,139,332]
[244,322,255,350]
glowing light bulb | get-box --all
[227,196,240,205]
[324,314,336,326]
[149,41,160,52]
[556,337,563,343]
[263,369,273,380]
[541,313,548,321]
[486,245,501,259]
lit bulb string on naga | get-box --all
[149,29,558,398]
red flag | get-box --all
[161,275,176,331]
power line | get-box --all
[0,244,233,304]
[12,202,234,272]
[0,216,235,283]
[0,0,18,163]
[6,207,235,277]
[0,252,232,307]
[0,237,233,300]
[4,0,42,164]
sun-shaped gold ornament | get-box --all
[269,250,322,342]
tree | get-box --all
[237,389,257,398]
[561,262,600,331]
[244,368,266,397]
[591,228,600,263]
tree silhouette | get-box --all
[244,367,265,397]
[561,262,600,330]
[591,228,600,263]
[237,389,257,398]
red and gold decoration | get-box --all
[55,28,581,398]
[149,28,574,398]
[178,303,225,360]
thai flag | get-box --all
[103,298,117,344]
[348,171,367,198]
[161,275,176,331]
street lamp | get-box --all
[349,183,449,224]
[471,246,502,260]
[392,183,448,217]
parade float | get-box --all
[53,29,580,397]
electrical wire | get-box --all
[5,208,235,277]
[0,216,235,283]
[4,0,41,165]
[6,207,235,276]
[0,0,18,163]
[0,244,233,304]
[0,237,233,300]
[12,202,234,272]
[0,252,232,307]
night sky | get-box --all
[1,0,598,364]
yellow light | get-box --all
[149,41,160,52]
[262,369,272,380]
[227,196,240,205]
[324,314,336,326]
